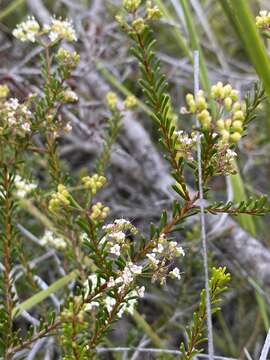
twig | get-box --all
[259,329,270,360]
[194,50,214,359]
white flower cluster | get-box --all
[1,98,32,135]
[146,233,184,284]
[13,16,77,43]
[40,230,66,250]
[174,130,200,161]
[14,175,37,198]
[84,273,145,317]
[102,219,138,257]
[47,17,77,42]
[13,16,40,42]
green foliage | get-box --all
[180,267,231,359]
[0,2,269,359]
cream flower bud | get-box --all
[224,97,232,111]
[123,0,141,12]
[224,118,232,129]
[196,96,207,111]
[232,101,241,112]
[106,92,118,110]
[220,129,230,143]
[230,90,239,101]
[124,95,137,109]
[132,18,145,34]
[0,85,9,98]
[232,120,243,133]
[216,119,225,130]
[230,132,242,143]
[233,110,245,121]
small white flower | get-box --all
[40,230,66,250]
[79,232,89,242]
[153,243,164,253]
[111,231,126,243]
[175,245,185,257]
[146,253,159,267]
[129,262,142,275]
[121,266,134,285]
[169,267,181,280]
[21,122,31,132]
[64,122,72,133]
[105,296,116,313]
[14,175,37,198]
[7,98,19,110]
[107,276,115,288]
[109,244,121,256]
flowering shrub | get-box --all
[0,3,269,360]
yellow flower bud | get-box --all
[233,110,245,121]
[132,18,145,33]
[106,91,118,110]
[230,132,242,143]
[189,100,197,113]
[232,102,241,112]
[124,95,137,109]
[224,118,232,129]
[201,117,211,129]
[123,0,141,12]
[230,90,239,101]
[223,84,232,97]
[198,109,210,122]
[0,84,9,98]
[224,97,232,111]
[147,5,162,20]
[186,93,194,103]
[196,96,207,111]
[220,129,230,143]
[216,119,225,130]
[232,120,243,133]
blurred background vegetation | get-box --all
[1,0,270,358]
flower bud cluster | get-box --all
[49,184,70,212]
[123,0,141,12]
[82,174,106,195]
[117,0,162,35]
[40,230,66,250]
[186,91,211,129]
[0,97,32,136]
[256,10,270,30]
[146,1,162,20]
[106,92,118,110]
[56,48,80,68]
[146,233,185,284]
[132,18,146,34]
[13,16,77,44]
[14,175,37,198]
[90,202,110,221]
[185,82,246,144]
[124,95,137,109]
